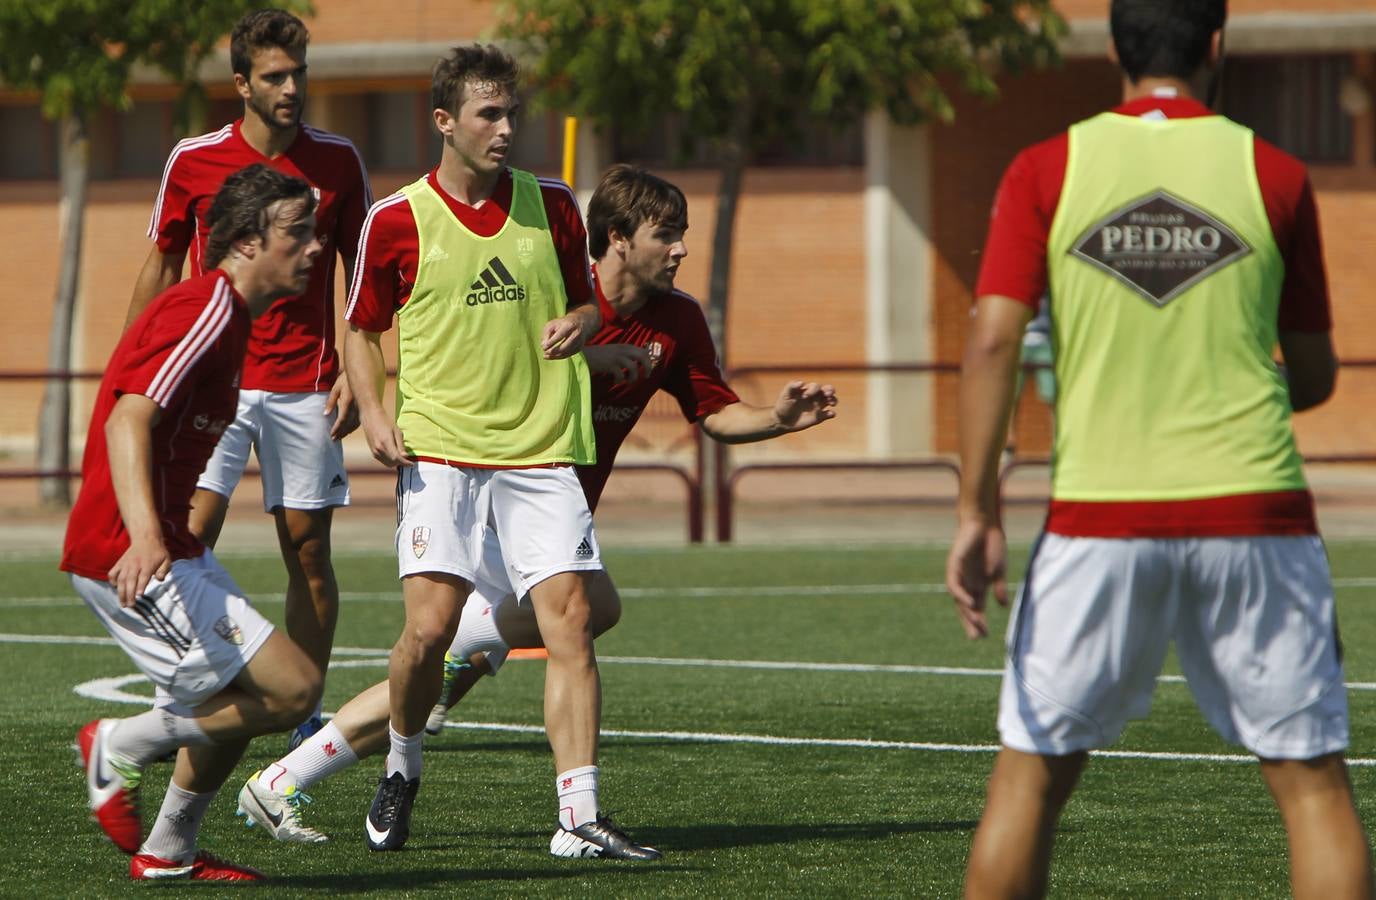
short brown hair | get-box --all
[231,9,310,78]
[586,165,689,260]
[431,44,519,115]
[205,163,316,267]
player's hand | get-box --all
[583,343,653,384]
[325,372,361,440]
[772,381,838,432]
[108,537,172,608]
[360,407,413,468]
[541,315,588,359]
[945,519,1009,640]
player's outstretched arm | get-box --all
[699,381,838,445]
[583,343,653,385]
[124,245,187,331]
[104,393,172,605]
[344,323,411,468]
[542,299,601,360]
[946,294,1031,639]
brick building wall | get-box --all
[3,0,1375,479]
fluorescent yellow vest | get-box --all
[1045,112,1305,501]
[395,169,595,466]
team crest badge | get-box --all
[647,341,664,370]
[412,526,432,558]
[213,615,244,646]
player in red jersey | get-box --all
[66,165,325,882]
[946,1,1370,897]
[236,164,838,856]
[125,9,372,748]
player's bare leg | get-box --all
[86,631,319,866]
[274,506,338,748]
[529,571,600,774]
[365,572,468,851]
[1261,754,1373,900]
[389,573,469,733]
[964,748,1087,900]
[274,506,339,677]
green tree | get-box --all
[0,0,307,505]
[499,0,1063,360]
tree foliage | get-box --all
[0,0,308,506]
[0,0,311,133]
[499,0,1065,159]
[499,0,1064,366]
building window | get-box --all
[366,91,427,171]
[1222,55,1353,164]
[0,105,56,180]
[613,113,863,169]
[114,101,173,177]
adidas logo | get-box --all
[329,474,345,489]
[423,244,449,264]
[466,256,527,306]
[574,538,594,560]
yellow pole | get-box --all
[562,116,578,189]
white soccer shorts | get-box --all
[197,389,350,512]
[72,550,275,707]
[998,533,1349,760]
[395,462,602,597]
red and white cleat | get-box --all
[130,849,266,882]
[76,719,142,854]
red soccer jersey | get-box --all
[974,95,1330,538]
[577,266,740,510]
[61,272,250,580]
[344,167,593,333]
[148,119,370,392]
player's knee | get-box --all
[263,669,322,730]
[404,614,459,657]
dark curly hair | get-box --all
[205,163,316,268]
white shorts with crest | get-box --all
[395,462,601,597]
[998,533,1348,760]
[72,549,275,707]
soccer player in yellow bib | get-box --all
[341,45,655,859]
[946,1,1372,897]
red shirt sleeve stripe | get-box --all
[146,277,233,406]
[146,125,234,241]
[345,191,410,323]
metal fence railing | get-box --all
[7,358,1376,543]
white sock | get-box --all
[556,765,599,830]
[108,708,210,767]
[141,781,214,864]
[267,721,359,792]
[456,597,511,664]
[385,725,423,782]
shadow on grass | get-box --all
[266,863,698,891]
[624,819,980,851]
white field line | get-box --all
[66,672,1376,768]
[13,632,1376,693]
[7,576,1376,609]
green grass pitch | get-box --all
[3,542,1375,896]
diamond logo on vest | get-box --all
[1069,189,1251,307]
